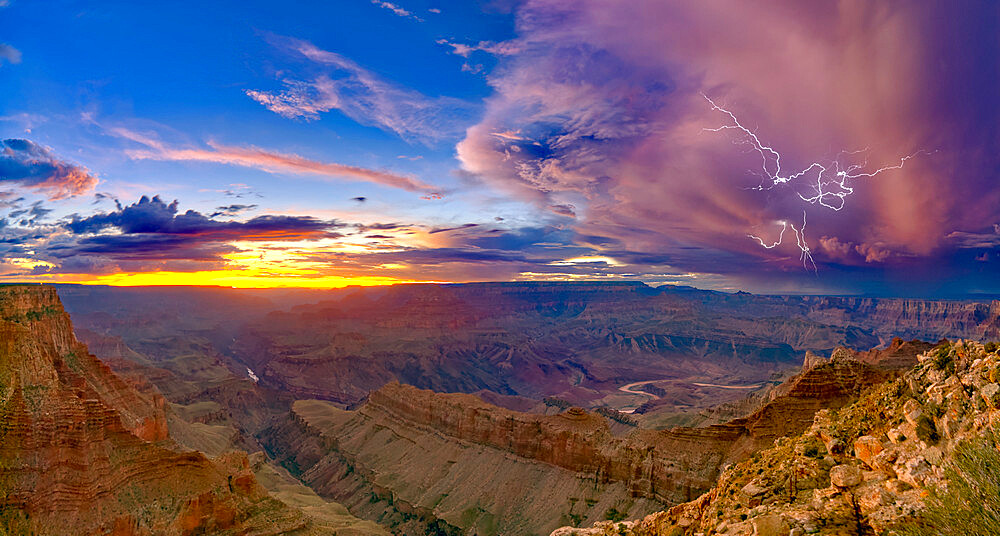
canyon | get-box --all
[254,338,931,535]
[0,284,383,535]
[55,282,1000,413]
[2,282,996,535]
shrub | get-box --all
[932,345,955,375]
[898,431,1000,535]
[543,397,572,410]
[605,507,627,522]
[594,406,639,426]
[915,415,940,444]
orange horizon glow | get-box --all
[1,270,436,289]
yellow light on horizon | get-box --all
[67,269,426,289]
[549,255,622,266]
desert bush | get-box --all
[543,397,572,410]
[604,507,626,522]
[594,406,638,426]
[931,345,955,375]
[898,431,1000,535]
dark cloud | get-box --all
[455,0,1000,293]
[359,222,403,231]
[11,201,53,226]
[53,195,341,263]
[92,192,119,206]
[67,195,334,238]
[210,204,258,217]
[548,204,576,218]
[49,234,239,262]
[428,223,480,234]
[0,139,99,198]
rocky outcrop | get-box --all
[0,285,320,535]
[849,337,935,370]
[556,340,1000,535]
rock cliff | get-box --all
[0,285,322,535]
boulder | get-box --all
[854,436,884,468]
[830,465,862,488]
[896,457,931,487]
[871,449,899,475]
[740,481,768,508]
[886,426,906,444]
[751,515,789,536]
[857,483,892,514]
[903,399,923,427]
[981,383,1000,409]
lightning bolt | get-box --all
[748,211,816,272]
[702,93,931,272]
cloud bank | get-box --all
[455,0,1000,291]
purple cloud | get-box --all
[455,0,1000,291]
[1,139,98,199]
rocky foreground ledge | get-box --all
[552,339,1000,535]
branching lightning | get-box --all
[748,211,816,272]
[702,93,931,272]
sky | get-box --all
[0,0,998,295]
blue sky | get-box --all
[1,1,516,219]
[1,1,998,294]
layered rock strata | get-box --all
[0,285,317,535]
[261,350,899,535]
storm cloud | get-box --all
[456,0,1000,291]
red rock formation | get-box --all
[849,337,935,370]
[0,285,313,535]
[347,353,896,506]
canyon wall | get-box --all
[260,348,904,535]
[0,285,320,535]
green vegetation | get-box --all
[604,507,627,522]
[931,344,956,375]
[899,431,1000,535]
[543,396,572,410]
[827,378,908,443]
[63,350,80,372]
[2,305,61,325]
[594,406,638,426]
